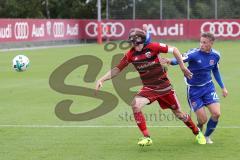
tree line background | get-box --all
[0,0,239,19]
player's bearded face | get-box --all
[200,37,213,53]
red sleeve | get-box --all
[150,42,169,54]
[116,53,130,71]
[158,43,169,53]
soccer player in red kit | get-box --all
[95,28,206,146]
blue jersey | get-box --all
[182,48,221,86]
[171,48,225,111]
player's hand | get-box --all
[95,79,104,95]
[222,87,228,98]
[181,67,193,79]
[160,58,171,65]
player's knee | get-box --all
[212,112,221,120]
[131,101,141,112]
[132,105,141,113]
[198,117,208,125]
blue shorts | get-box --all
[187,82,219,112]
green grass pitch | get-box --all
[0,40,239,160]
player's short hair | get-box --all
[128,28,146,45]
[201,32,215,42]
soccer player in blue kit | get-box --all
[161,32,228,144]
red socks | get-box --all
[133,112,199,136]
[134,111,149,137]
[183,114,199,135]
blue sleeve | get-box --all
[212,64,225,88]
[170,54,190,65]
[145,31,151,44]
[170,58,178,65]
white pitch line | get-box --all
[0,125,183,128]
[0,125,240,129]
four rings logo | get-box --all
[201,22,240,37]
[53,22,65,38]
[85,22,125,37]
[14,22,29,40]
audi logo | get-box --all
[53,22,65,38]
[201,22,240,37]
[14,22,29,40]
[85,22,125,37]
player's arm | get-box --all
[168,45,193,79]
[142,24,151,44]
[212,64,228,97]
[95,54,129,94]
[145,31,151,44]
[157,43,192,79]
[95,67,120,93]
[169,55,189,65]
[162,49,191,65]
[160,55,189,66]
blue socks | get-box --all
[205,118,218,137]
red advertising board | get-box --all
[0,19,80,42]
[82,19,240,40]
[0,19,239,43]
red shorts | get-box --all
[137,87,181,110]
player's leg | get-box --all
[205,102,220,144]
[171,109,206,144]
[131,95,153,146]
[158,90,206,144]
[171,109,199,135]
[187,85,207,131]
[131,95,150,137]
[157,90,206,144]
[195,107,208,131]
[157,90,199,135]
[202,83,220,144]
[172,109,207,145]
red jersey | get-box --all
[116,42,172,94]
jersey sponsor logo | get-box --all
[85,22,125,37]
[137,61,155,70]
[197,59,202,63]
[201,22,240,37]
[209,60,214,65]
[145,51,151,58]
